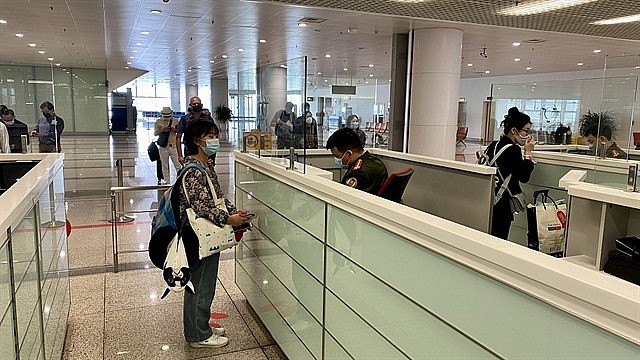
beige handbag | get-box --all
[182,170,236,259]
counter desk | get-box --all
[232,151,640,360]
[0,153,69,360]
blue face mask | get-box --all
[349,122,359,129]
[5,120,14,126]
[201,138,220,156]
[334,151,350,169]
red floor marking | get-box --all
[70,219,152,230]
[210,312,228,319]
[209,323,222,328]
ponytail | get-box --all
[501,107,531,135]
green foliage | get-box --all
[578,111,615,136]
[214,104,232,123]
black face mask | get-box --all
[44,113,53,120]
[191,104,203,113]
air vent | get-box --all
[522,39,547,44]
[297,17,327,24]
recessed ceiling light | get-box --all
[141,31,150,35]
[0,20,7,24]
[28,43,36,47]
[238,48,244,52]
[125,66,130,69]
[577,62,584,66]
[150,9,162,14]
[187,69,192,72]
[525,66,532,70]
[129,56,135,59]
[221,54,228,59]
[47,57,54,61]
[365,81,369,84]
[498,0,596,16]
[132,50,138,53]
[592,13,640,25]
[512,42,521,47]
[485,70,491,74]
[280,64,287,68]
[635,66,640,69]
[467,63,473,67]
[15,33,24,37]
[324,79,328,82]
[55,63,60,66]
[593,49,602,53]
[259,39,267,43]
[210,60,215,63]
[325,54,331,58]
[127,62,132,65]
[298,22,307,27]
[343,68,348,71]
[514,58,521,62]
[38,50,45,54]
[368,64,374,68]
[369,74,374,77]
[317,72,322,75]
[136,42,143,46]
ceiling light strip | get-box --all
[498,0,597,16]
[592,14,640,25]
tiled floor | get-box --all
[59,125,480,360]
[60,126,286,360]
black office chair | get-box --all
[377,167,414,203]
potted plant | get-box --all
[578,110,615,138]
[214,104,232,123]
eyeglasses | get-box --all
[190,103,202,106]
[518,128,531,135]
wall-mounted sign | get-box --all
[331,85,356,95]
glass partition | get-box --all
[236,57,309,173]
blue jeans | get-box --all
[183,252,220,342]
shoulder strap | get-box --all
[488,143,512,167]
[180,163,221,205]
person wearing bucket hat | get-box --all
[155,106,182,184]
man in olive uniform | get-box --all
[326,128,388,195]
[583,124,627,159]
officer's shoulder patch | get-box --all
[353,159,363,170]
[345,177,358,188]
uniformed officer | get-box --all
[326,128,388,195]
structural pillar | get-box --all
[170,78,182,113]
[186,83,199,105]
[260,66,287,131]
[408,28,463,159]
[211,78,229,109]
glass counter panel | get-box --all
[15,260,40,347]
[0,308,16,360]
[327,205,640,358]
[19,308,43,360]
[0,243,11,319]
[326,248,496,359]
[242,236,323,321]
[235,164,325,240]
[235,253,315,360]
[324,331,353,360]
[325,291,407,359]
[237,188,324,281]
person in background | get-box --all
[0,120,10,153]
[582,123,627,159]
[176,96,214,165]
[326,127,388,195]
[179,119,251,348]
[347,114,367,147]
[484,107,536,240]
[32,101,64,153]
[271,102,296,149]
[1,108,29,153]
[154,106,181,184]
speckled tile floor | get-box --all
[60,128,287,360]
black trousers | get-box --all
[491,204,513,240]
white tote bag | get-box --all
[534,201,567,254]
[182,169,236,259]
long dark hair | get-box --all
[501,107,531,135]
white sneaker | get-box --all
[212,327,225,336]
[189,334,229,348]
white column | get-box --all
[261,66,287,131]
[408,28,463,159]
[170,78,182,112]
[186,84,199,104]
[211,78,229,108]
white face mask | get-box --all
[306,116,313,124]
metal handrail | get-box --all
[110,183,171,272]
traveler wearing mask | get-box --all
[326,128,388,194]
[179,119,250,349]
[293,111,318,149]
[1,108,29,153]
[483,107,536,240]
[271,102,296,149]
[176,96,214,165]
[582,123,627,159]
[347,114,367,147]
[154,106,182,184]
[32,101,64,153]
